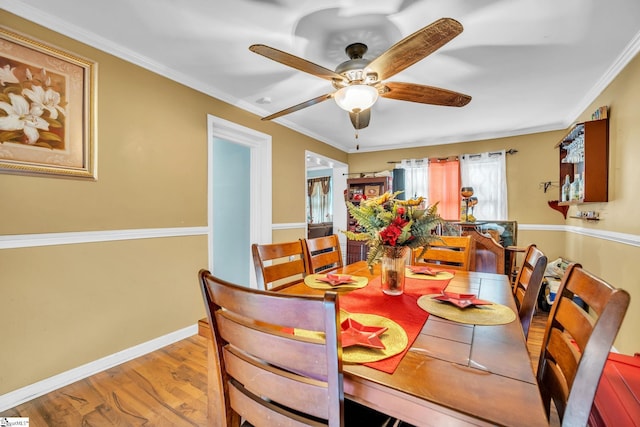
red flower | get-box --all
[380,215,410,246]
[397,206,405,216]
[380,224,402,246]
[392,215,409,228]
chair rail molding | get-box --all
[273,222,306,230]
[0,226,208,249]
[2,223,639,250]
[519,223,640,247]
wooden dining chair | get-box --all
[536,263,630,426]
[411,235,473,271]
[512,244,547,340]
[302,234,344,274]
[464,229,506,274]
[198,269,395,427]
[251,240,307,291]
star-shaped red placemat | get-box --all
[340,318,388,349]
[433,291,493,308]
[408,265,438,276]
[316,273,356,286]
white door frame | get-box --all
[305,151,348,262]
[208,115,272,288]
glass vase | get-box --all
[380,246,410,296]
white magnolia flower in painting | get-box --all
[0,92,50,144]
[0,64,19,86]
[23,85,66,120]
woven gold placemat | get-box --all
[295,309,408,364]
[417,294,516,325]
[405,268,454,281]
[304,274,368,290]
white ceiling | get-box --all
[4,0,640,153]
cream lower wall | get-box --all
[564,235,640,353]
[517,229,566,262]
[0,235,208,394]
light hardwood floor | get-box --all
[1,336,209,426]
[2,313,558,426]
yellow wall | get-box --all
[1,9,639,398]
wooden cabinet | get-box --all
[557,118,609,205]
[346,176,392,263]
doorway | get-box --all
[208,115,272,288]
[305,151,348,261]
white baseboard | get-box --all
[0,324,198,412]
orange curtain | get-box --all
[428,160,460,220]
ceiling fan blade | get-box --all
[261,93,334,121]
[250,44,346,82]
[349,108,371,130]
[381,82,471,107]
[367,18,463,81]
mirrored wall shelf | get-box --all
[556,118,609,206]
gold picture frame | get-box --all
[0,27,97,179]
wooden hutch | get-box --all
[345,176,392,264]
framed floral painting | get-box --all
[0,27,97,179]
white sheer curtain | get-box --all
[307,177,332,223]
[397,158,429,200]
[460,150,507,220]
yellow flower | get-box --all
[397,196,424,206]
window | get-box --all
[397,159,428,200]
[397,151,508,221]
[460,150,508,220]
[307,176,332,223]
[398,158,460,220]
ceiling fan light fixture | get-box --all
[334,84,378,113]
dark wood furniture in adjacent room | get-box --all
[345,176,392,264]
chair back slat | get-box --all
[303,235,344,274]
[225,347,331,420]
[537,263,630,425]
[217,312,330,379]
[228,378,326,427]
[252,241,307,290]
[513,244,547,339]
[199,270,343,426]
[412,235,473,271]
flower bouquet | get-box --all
[343,191,443,269]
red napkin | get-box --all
[339,275,453,373]
[316,273,356,286]
[433,291,492,308]
[341,318,387,349]
[408,265,439,275]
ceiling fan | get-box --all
[249,17,472,132]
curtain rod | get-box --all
[463,148,518,159]
[342,171,390,177]
[386,149,518,164]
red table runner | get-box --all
[339,273,452,373]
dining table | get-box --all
[202,261,549,426]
